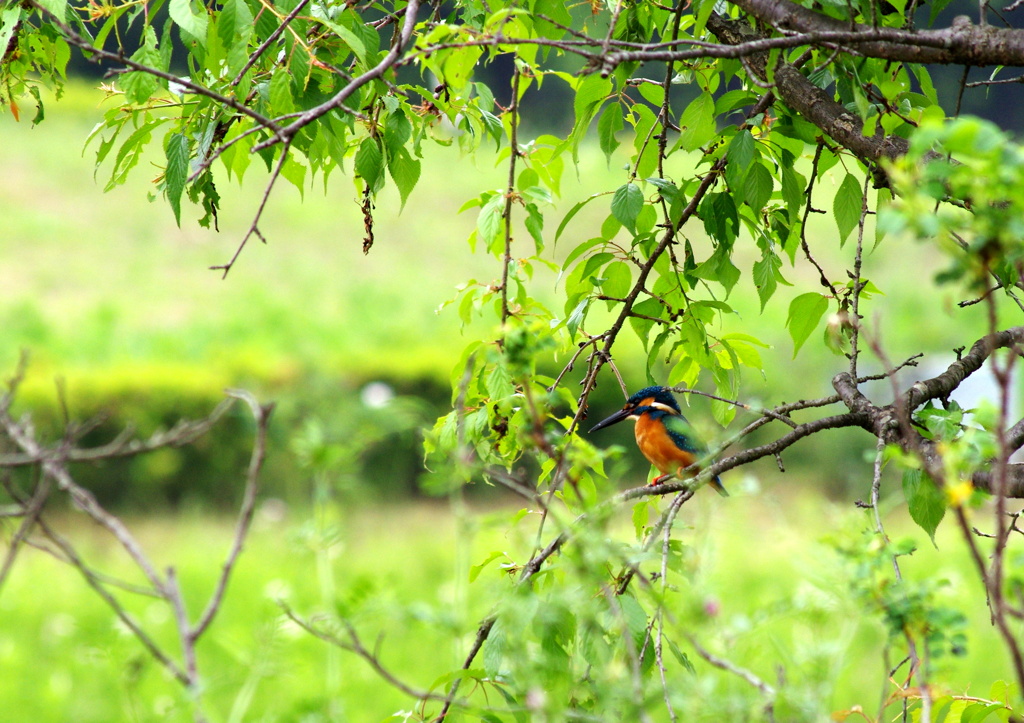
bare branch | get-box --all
[280,603,449,703]
[191,391,274,641]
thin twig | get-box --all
[191,391,274,640]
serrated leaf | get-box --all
[903,468,946,545]
[617,595,648,642]
[566,297,590,341]
[611,183,644,234]
[384,110,412,158]
[574,73,611,124]
[726,130,755,170]
[0,8,21,60]
[631,500,649,538]
[280,156,306,196]
[601,260,631,300]
[469,551,504,583]
[597,103,624,162]
[637,81,665,107]
[834,172,864,245]
[677,92,715,152]
[692,245,740,294]
[35,0,66,16]
[268,69,295,115]
[164,132,189,226]
[354,137,383,187]
[752,252,781,310]
[309,5,366,64]
[743,162,773,212]
[169,0,208,46]
[786,292,828,357]
[387,147,420,210]
[486,363,514,400]
[482,618,504,676]
[629,297,664,348]
[217,0,252,51]
[781,164,806,212]
[476,193,504,248]
[631,103,659,179]
[667,638,696,674]
[525,203,544,251]
[440,44,482,91]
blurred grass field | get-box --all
[0,494,1010,721]
[0,82,1017,720]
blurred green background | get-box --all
[0,83,1011,721]
[1,84,993,508]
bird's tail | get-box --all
[709,475,729,497]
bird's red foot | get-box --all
[649,474,671,486]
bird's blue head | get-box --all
[589,386,681,432]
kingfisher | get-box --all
[589,386,727,496]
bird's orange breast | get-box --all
[634,414,698,476]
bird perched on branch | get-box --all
[589,385,727,496]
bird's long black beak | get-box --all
[589,407,631,433]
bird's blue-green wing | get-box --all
[662,413,706,455]
[664,412,727,495]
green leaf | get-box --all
[309,5,367,64]
[692,245,741,294]
[280,156,306,196]
[566,297,590,340]
[597,104,623,162]
[726,130,755,170]
[469,551,504,583]
[0,8,21,60]
[834,172,864,245]
[629,297,664,348]
[164,132,189,227]
[169,0,208,46]
[269,68,295,115]
[354,137,383,187]
[525,203,544,251]
[617,595,648,642]
[902,468,946,545]
[631,104,660,179]
[786,292,828,357]
[611,183,644,234]
[476,192,505,249]
[384,111,412,159]
[217,0,252,51]
[781,164,806,212]
[667,638,696,674]
[388,147,420,210]
[486,363,514,399]
[574,74,612,125]
[742,162,773,212]
[482,618,504,676]
[601,260,631,300]
[440,44,483,91]
[637,82,665,107]
[631,500,649,538]
[677,92,715,152]
[35,0,66,16]
[752,251,782,310]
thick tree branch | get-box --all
[705,13,926,179]
[729,0,1024,67]
[902,326,1024,411]
[831,326,1024,496]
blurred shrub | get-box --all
[1,361,455,510]
[0,353,877,512]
